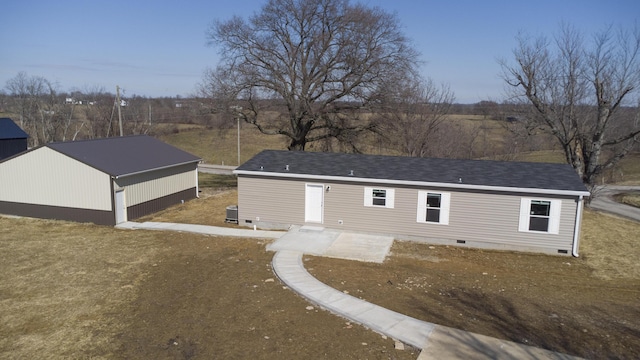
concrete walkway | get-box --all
[273,251,581,360]
[118,221,581,359]
[116,221,285,239]
[590,185,640,222]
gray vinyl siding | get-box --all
[238,176,307,225]
[238,175,579,253]
[324,182,577,252]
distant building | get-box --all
[65,98,83,105]
[0,118,28,160]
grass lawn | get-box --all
[157,125,287,165]
[1,188,639,359]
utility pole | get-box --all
[237,115,240,166]
[116,85,123,136]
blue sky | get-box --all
[1,0,638,103]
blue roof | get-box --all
[236,150,590,196]
[0,118,29,140]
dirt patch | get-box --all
[306,228,640,359]
[0,217,417,359]
[138,189,640,359]
[3,188,639,359]
[115,235,417,359]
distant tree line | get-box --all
[4,0,638,195]
[0,72,229,147]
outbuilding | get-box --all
[0,118,28,160]
[234,150,591,256]
[0,135,200,225]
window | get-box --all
[529,200,550,231]
[373,189,387,206]
[426,193,441,222]
[364,187,394,208]
[519,198,561,234]
[417,191,450,225]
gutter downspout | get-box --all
[195,166,200,198]
[572,195,584,257]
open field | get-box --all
[613,192,640,208]
[157,125,287,165]
[158,122,640,186]
[2,187,639,359]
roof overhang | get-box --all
[114,159,201,179]
[233,170,591,197]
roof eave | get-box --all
[114,159,201,179]
[233,170,591,197]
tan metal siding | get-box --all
[0,147,111,210]
[239,176,579,252]
[114,164,197,206]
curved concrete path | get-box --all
[272,250,580,360]
[273,250,435,349]
[118,221,581,359]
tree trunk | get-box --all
[288,137,306,151]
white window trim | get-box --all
[364,187,395,208]
[518,197,561,234]
[416,190,450,225]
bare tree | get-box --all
[83,92,117,139]
[4,72,60,146]
[500,24,640,191]
[202,0,419,151]
[380,77,455,157]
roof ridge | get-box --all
[257,149,571,167]
[47,134,148,145]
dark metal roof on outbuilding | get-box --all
[235,150,590,195]
[0,118,29,139]
[47,135,201,177]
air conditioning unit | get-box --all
[225,205,238,224]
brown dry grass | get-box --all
[144,190,640,282]
[0,218,165,358]
[580,210,640,280]
[2,188,639,359]
[613,192,640,208]
[158,116,640,186]
[157,125,287,165]
[0,216,418,359]
[137,187,239,227]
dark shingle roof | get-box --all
[0,118,29,139]
[236,150,589,195]
[47,135,200,177]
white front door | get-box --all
[115,190,127,224]
[305,184,324,223]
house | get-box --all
[234,150,590,256]
[0,118,28,160]
[0,135,200,225]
